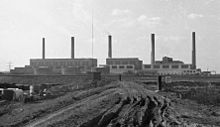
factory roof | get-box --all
[106,58,141,60]
[30,58,97,61]
[155,56,184,64]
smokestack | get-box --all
[151,33,155,65]
[71,37,75,59]
[192,32,196,69]
[108,35,112,58]
[42,38,45,59]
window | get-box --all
[112,66,117,69]
[122,61,128,64]
[119,66,125,69]
[172,65,179,69]
[162,65,169,69]
[58,66,62,69]
[153,65,160,69]
[144,65,151,69]
[107,61,112,64]
[181,65,189,69]
[127,65,133,69]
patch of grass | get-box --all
[182,86,220,106]
[164,81,220,106]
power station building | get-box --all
[30,58,97,75]
[11,32,201,75]
[142,32,200,75]
[106,35,143,74]
[105,32,200,75]
[11,37,97,75]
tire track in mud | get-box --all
[23,85,119,127]
[76,82,176,127]
[79,97,130,127]
[25,81,182,127]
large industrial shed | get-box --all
[106,58,143,74]
[105,32,201,75]
[10,37,98,75]
[142,32,200,75]
[30,58,97,75]
[105,35,143,74]
[10,32,201,75]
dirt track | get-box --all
[0,81,218,127]
[23,81,187,127]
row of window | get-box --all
[183,70,198,73]
[144,64,190,69]
[31,61,95,67]
[111,65,134,69]
[107,61,138,65]
[158,70,199,75]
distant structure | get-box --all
[42,38,45,59]
[105,35,143,74]
[71,37,75,59]
[151,33,155,65]
[11,37,97,75]
[10,32,202,75]
[192,32,196,69]
[106,58,143,74]
[142,32,200,75]
[108,35,112,58]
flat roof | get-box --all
[30,58,97,61]
[106,57,141,60]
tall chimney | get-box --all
[71,37,75,59]
[192,32,196,69]
[151,33,155,65]
[42,38,45,59]
[108,35,112,58]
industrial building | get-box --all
[11,37,97,75]
[106,58,143,74]
[30,58,97,75]
[142,32,200,75]
[11,32,201,75]
[105,32,200,75]
[105,35,143,74]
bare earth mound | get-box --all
[21,81,215,127]
[1,81,219,127]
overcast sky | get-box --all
[0,0,219,72]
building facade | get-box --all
[10,32,205,75]
[30,58,97,74]
[143,57,200,75]
[106,58,143,74]
[10,58,97,75]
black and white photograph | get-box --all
[0,0,219,126]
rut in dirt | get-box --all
[77,91,172,127]
[24,81,184,127]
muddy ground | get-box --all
[0,80,219,127]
